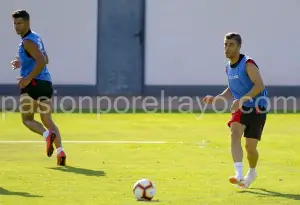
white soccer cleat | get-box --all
[241,171,257,188]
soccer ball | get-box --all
[133,179,156,201]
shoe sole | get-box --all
[229,177,245,187]
[58,156,66,166]
[47,133,56,157]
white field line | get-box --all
[1,140,299,173]
[0,140,184,144]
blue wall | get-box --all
[97,0,144,95]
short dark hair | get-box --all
[225,32,242,46]
[12,10,30,21]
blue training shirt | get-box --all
[18,30,51,82]
[225,54,268,108]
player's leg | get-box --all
[39,99,66,166]
[20,93,47,135]
[39,99,62,147]
[243,111,266,187]
[229,121,246,185]
[245,138,259,169]
[23,80,59,157]
[243,138,259,188]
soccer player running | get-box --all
[11,10,66,166]
[203,33,268,188]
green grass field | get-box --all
[0,112,299,205]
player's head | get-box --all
[224,32,242,59]
[12,10,30,36]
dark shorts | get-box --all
[227,106,267,141]
[20,79,53,101]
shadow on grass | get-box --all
[239,188,300,200]
[136,199,161,203]
[0,187,43,197]
[48,165,106,177]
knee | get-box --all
[231,131,242,143]
[245,144,257,154]
[22,115,34,126]
[22,119,32,127]
[22,119,27,125]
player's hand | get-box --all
[17,76,31,88]
[202,95,215,104]
[11,59,20,70]
[230,99,242,113]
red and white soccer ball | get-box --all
[133,179,156,201]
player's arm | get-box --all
[44,53,49,64]
[239,61,265,104]
[203,87,232,104]
[216,87,233,100]
[23,39,47,80]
